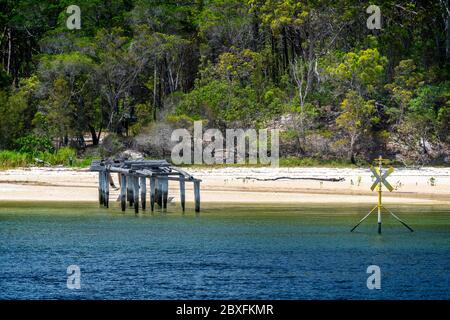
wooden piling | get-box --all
[133,175,139,214]
[120,174,127,212]
[98,171,104,205]
[90,160,199,214]
[179,175,186,212]
[127,175,134,207]
[161,177,168,210]
[140,176,146,210]
[150,176,156,212]
[102,171,107,207]
[194,180,200,212]
[104,171,107,205]
[156,178,163,208]
[104,171,109,208]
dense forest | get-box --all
[0,0,449,166]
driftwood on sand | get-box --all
[236,176,345,182]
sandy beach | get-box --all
[0,166,449,205]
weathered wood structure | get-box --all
[90,160,201,213]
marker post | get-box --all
[351,156,414,234]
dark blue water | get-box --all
[0,202,449,299]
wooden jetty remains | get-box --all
[90,159,201,213]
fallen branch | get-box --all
[236,176,345,182]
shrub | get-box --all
[0,150,31,168]
[134,122,175,158]
[15,135,54,154]
[99,133,124,158]
[0,147,82,169]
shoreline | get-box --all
[0,166,449,205]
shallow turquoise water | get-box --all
[0,202,449,299]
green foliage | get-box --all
[197,0,254,56]
[0,150,32,168]
[385,59,424,123]
[0,68,11,88]
[176,79,284,127]
[0,84,33,149]
[216,49,262,83]
[0,0,448,166]
[279,156,355,168]
[176,48,285,127]
[326,47,387,97]
[130,103,154,135]
[15,135,54,155]
[166,114,198,129]
[336,90,379,162]
[0,147,82,169]
[49,147,77,165]
[131,0,198,35]
[37,52,99,140]
[407,81,450,143]
[337,91,378,131]
[248,0,308,32]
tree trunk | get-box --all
[157,63,163,116]
[153,60,157,121]
[270,31,279,82]
[6,28,11,75]
[446,15,450,60]
[349,136,356,164]
[251,12,259,52]
[282,27,289,70]
[89,125,99,146]
[295,133,305,155]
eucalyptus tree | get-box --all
[36,52,100,146]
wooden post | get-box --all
[101,171,106,207]
[91,160,200,214]
[161,177,168,210]
[140,176,146,210]
[156,178,163,208]
[127,175,134,207]
[120,174,127,212]
[194,180,200,212]
[133,175,139,214]
[179,175,186,212]
[150,176,156,212]
[98,171,103,205]
[104,171,109,208]
[104,171,108,207]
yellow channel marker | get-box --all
[351,156,413,234]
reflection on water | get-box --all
[0,202,449,299]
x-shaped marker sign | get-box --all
[370,166,394,192]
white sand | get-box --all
[0,166,449,204]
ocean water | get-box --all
[0,202,449,300]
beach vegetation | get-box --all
[0,1,448,167]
